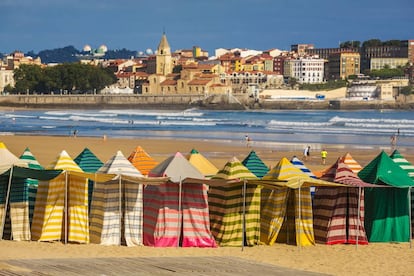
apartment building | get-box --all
[328,52,360,80]
[291,57,325,83]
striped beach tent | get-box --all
[74,148,103,209]
[290,156,316,196]
[127,146,158,176]
[313,157,373,245]
[242,150,269,179]
[261,157,316,246]
[0,143,28,240]
[145,152,216,247]
[31,150,89,243]
[90,150,144,246]
[359,151,414,242]
[208,157,259,247]
[390,149,414,236]
[187,149,218,178]
[342,153,362,174]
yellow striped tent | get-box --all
[209,157,259,247]
[261,157,321,246]
[31,150,89,243]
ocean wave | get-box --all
[100,109,204,117]
[329,116,414,125]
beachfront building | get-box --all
[220,71,284,94]
[142,33,231,95]
[369,57,409,70]
[291,44,315,56]
[287,57,325,84]
[328,52,361,80]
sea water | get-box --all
[0,108,413,150]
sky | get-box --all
[1,0,413,56]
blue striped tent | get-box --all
[291,156,317,196]
[242,150,269,179]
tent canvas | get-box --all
[90,150,144,246]
[242,150,269,179]
[260,157,316,246]
[342,153,362,174]
[358,151,414,242]
[390,149,414,236]
[145,152,216,247]
[290,156,316,196]
[208,157,259,247]
[187,149,218,178]
[31,150,89,243]
[313,157,373,245]
[0,143,29,240]
[74,147,103,210]
[127,146,158,176]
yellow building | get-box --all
[328,52,360,80]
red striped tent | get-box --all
[313,156,374,245]
[144,152,216,247]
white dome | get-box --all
[145,48,153,55]
[98,44,108,52]
[83,44,92,52]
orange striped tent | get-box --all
[127,146,158,176]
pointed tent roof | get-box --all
[241,150,269,179]
[149,152,203,182]
[74,148,103,173]
[0,142,27,173]
[98,150,143,177]
[358,151,414,188]
[127,146,158,176]
[19,147,43,170]
[290,156,316,178]
[46,150,83,172]
[187,149,218,177]
[320,157,375,187]
[212,157,257,180]
[390,150,414,180]
[261,157,340,189]
[342,153,362,174]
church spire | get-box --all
[157,32,171,55]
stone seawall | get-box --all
[0,94,412,110]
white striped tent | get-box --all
[89,150,144,246]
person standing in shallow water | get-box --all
[321,148,327,165]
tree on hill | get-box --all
[35,46,80,63]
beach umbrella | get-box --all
[359,151,414,243]
[187,149,218,178]
[242,150,269,179]
[90,150,144,246]
[127,146,158,176]
[74,147,103,209]
[390,149,414,237]
[31,150,88,244]
[145,152,216,247]
[209,157,259,247]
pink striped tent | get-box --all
[144,152,216,247]
[313,156,374,245]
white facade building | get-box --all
[291,57,324,83]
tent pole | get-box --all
[119,174,122,246]
[64,171,68,244]
[178,178,182,248]
[356,187,361,250]
[298,185,301,251]
[409,187,412,249]
[1,166,14,241]
[242,179,247,251]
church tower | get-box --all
[156,32,172,75]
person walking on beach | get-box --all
[245,135,251,148]
[303,146,310,161]
[390,134,397,151]
[321,148,327,165]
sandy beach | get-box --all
[0,134,413,275]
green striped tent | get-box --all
[359,151,414,242]
[74,148,103,209]
[390,149,414,236]
[242,150,269,179]
[209,157,259,246]
[19,148,43,228]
